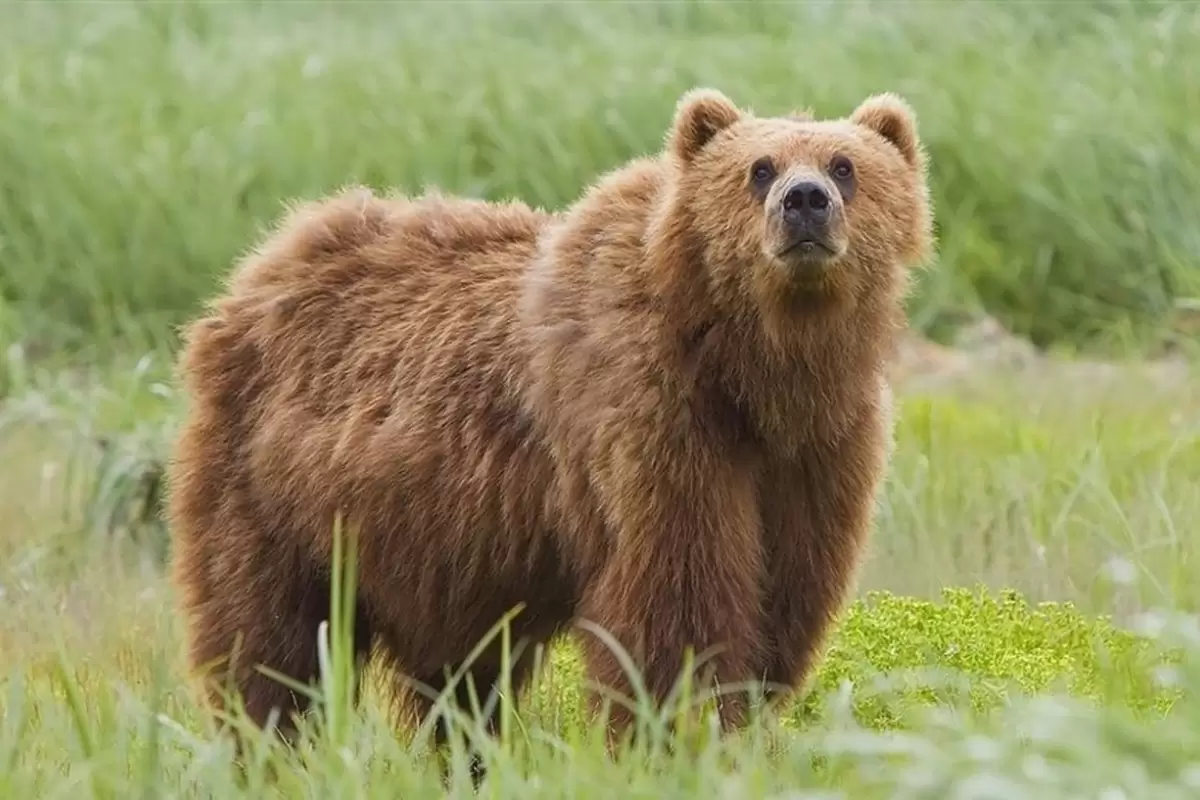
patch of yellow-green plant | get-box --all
[528,587,1179,737]
[801,587,1179,727]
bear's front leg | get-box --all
[759,401,892,709]
[577,428,766,742]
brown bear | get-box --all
[166,86,933,752]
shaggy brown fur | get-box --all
[167,87,934,751]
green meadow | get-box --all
[1,1,1197,796]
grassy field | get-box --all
[1,0,1199,797]
[3,356,1198,797]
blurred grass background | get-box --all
[0,0,1197,360]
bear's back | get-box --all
[170,190,568,617]
[181,188,552,431]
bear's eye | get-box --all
[830,156,855,182]
[750,158,776,186]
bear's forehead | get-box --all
[729,117,868,160]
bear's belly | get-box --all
[239,384,579,668]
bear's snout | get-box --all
[771,176,842,264]
[782,180,832,229]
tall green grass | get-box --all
[0,513,1194,797]
[1,0,1198,356]
[2,1,1199,794]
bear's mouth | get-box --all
[777,238,837,261]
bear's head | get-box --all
[661,87,933,315]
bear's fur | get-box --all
[167,87,934,747]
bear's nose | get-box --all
[781,181,832,227]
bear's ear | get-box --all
[850,93,922,167]
[669,88,743,163]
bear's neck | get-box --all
[646,202,906,454]
[709,284,902,453]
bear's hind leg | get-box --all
[176,527,374,741]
